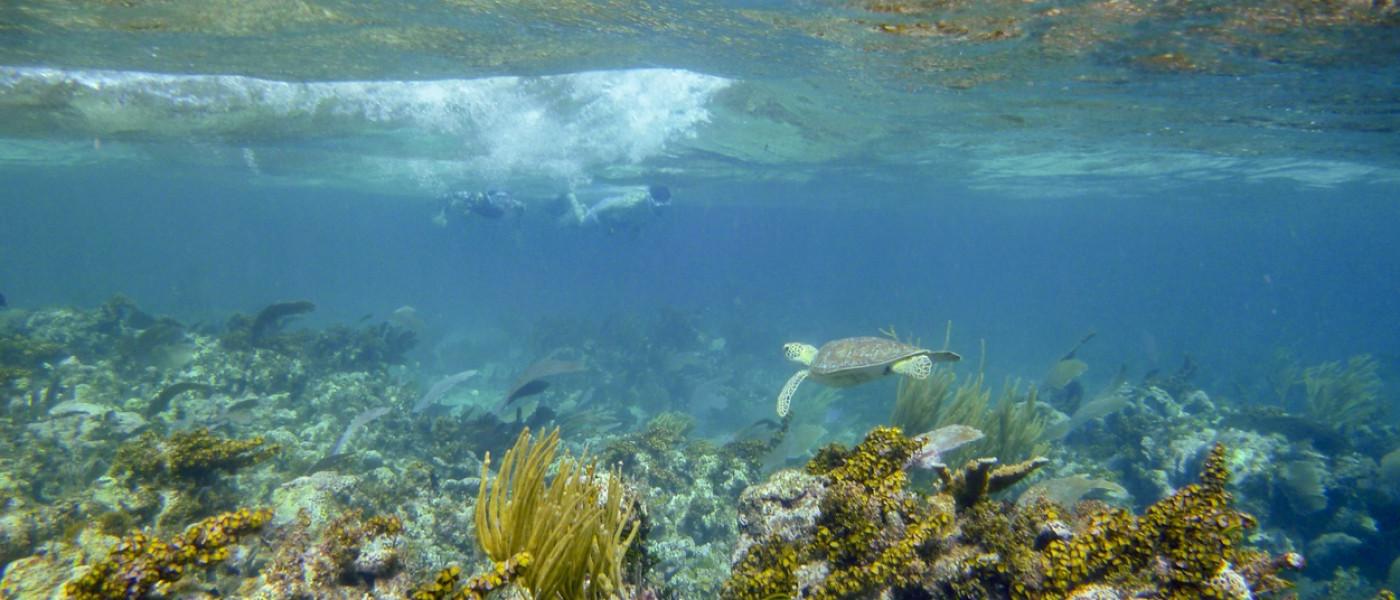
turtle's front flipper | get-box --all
[777,369,809,417]
[892,355,934,379]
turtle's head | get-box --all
[783,343,819,366]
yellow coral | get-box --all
[111,428,279,485]
[728,433,1293,600]
[721,539,800,600]
[64,507,271,600]
[803,427,952,599]
[165,428,279,479]
[1038,444,1260,598]
[411,553,533,600]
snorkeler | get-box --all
[560,184,672,235]
[433,189,525,226]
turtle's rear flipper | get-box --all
[893,355,934,379]
[930,350,961,363]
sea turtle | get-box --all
[776,336,961,417]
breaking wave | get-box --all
[0,66,732,185]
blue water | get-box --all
[5,166,1396,396]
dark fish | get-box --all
[505,379,550,404]
[250,300,315,345]
[500,353,586,408]
[306,452,357,475]
[0,291,6,307]
[1061,331,1096,360]
[148,382,216,417]
[225,397,260,414]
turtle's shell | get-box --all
[809,336,931,387]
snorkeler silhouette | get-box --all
[433,189,525,226]
[560,184,672,235]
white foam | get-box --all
[0,66,732,186]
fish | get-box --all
[908,425,985,471]
[147,381,217,417]
[0,291,6,307]
[306,452,357,475]
[505,379,550,404]
[413,369,479,413]
[500,353,587,408]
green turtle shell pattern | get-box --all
[809,337,930,384]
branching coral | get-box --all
[110,428,279,485]
[410,554,534,600]
[63,507,271,600]
[473,427,639,600]
[726,429,1301,600]
[721,536,800,600]
[727,427,956,600]
[941,455,1049,510]
[1037,443,1296,599]
[0,331,63,387]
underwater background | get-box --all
[1,2,1399,599]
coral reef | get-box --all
[0,330,64,389]
[597,412,778,596]
[410,554,532,600]
[251,506,410,597]
[0,300,432,598]
[110,428,279,485]
[724,426,1301,599]
[219,299,416,373]
[2,298,1384,596]
[726,426,955,599]
[63,507,271,600]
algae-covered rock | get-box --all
[733,468,825,561]
[270,471,361,530]
[0,552,72,599]
[724,430,1302,600]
